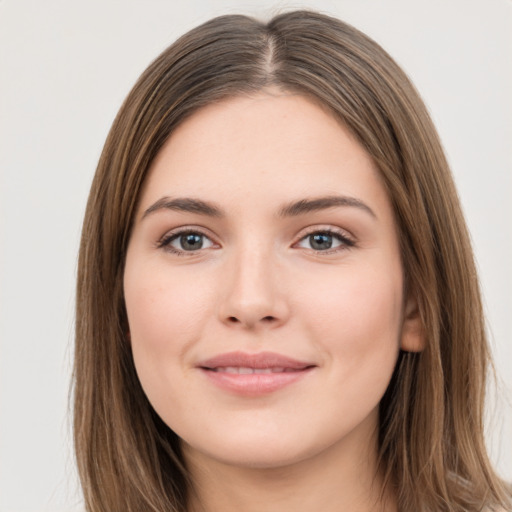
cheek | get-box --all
[123,263,215,406]
[125,264,211,348]
[299,263,403,433]
[301,260,403,370]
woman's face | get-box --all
[124,91,421,470]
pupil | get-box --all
[181,233,202,250]
[310,233,332,250]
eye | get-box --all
[158,230,215,255]
[295,229,355,253]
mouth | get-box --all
[197,351,316,396]
[208,366,305,374]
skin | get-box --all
[124,90,423,512]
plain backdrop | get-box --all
[1,1,511,511]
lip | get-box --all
[197,351,316,396]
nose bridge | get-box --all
[219,235,287,329]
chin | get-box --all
[197,445,308,470]
[181,420,357,473]
[180,427,315,470]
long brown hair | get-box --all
[74,10,511,511]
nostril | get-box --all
[226,315,276,324]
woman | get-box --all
[74,10,511,512]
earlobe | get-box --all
[400,296,425,352]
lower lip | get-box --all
[200,368,314,396]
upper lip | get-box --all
[197,351,316,370]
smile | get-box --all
[211,367,302,374]
[197,351,316,396]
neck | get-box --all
[184,417,397,512]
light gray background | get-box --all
[1,1,511,511]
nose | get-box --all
[218,245,289,330]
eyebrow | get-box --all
[142,195,376,220]
[143,197,223,219]
[278,195,376,219]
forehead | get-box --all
[139,91,389,220]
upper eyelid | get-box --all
[158,226,217,244]
[297,224,353,238]
[158,223,352,237]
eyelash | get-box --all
[156,227,356,257]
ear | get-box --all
[400,295,425,352]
